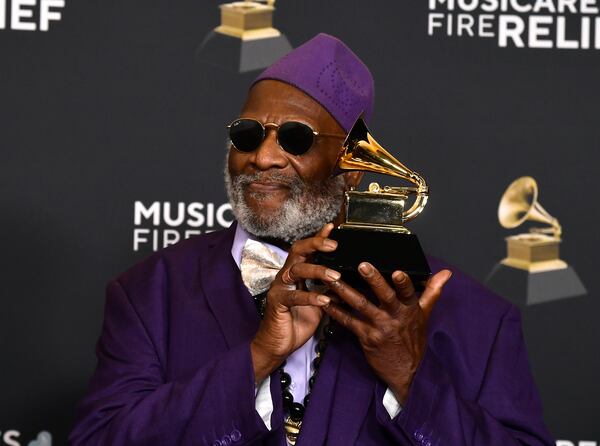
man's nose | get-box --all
[250,128,288,170]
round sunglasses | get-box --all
[227,118,346,156]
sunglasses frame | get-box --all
[227,118,346,156]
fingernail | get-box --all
[443,270,453,281]
[324,239,338,250]
[358,262,373,275]
[392,271,406,281]
[317,295,331,305]
[326,269,341,281]
[322,223,333,233]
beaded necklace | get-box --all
[254,292,333,445]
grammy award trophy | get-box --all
[315,117,431,290]
[196,0,292,73]
[485,176,586,305]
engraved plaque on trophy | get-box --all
[315,117,431,290]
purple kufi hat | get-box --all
[253,33,374,133]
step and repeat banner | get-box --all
[1,0,598,444]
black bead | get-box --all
[309,376,315,390]
[280,372,291,389]
[312,356,321,370]
[303,394,310,407]
[282,390,294,409]
[315,339,327,353]
[289,402,305,422]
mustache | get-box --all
[234,171,302,188]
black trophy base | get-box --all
[485,263,586,306]
[196,31,292,73]
[314,228,431,291]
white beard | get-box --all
[224,156,346,244]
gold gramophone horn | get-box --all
[314,116,431,289]
[498,176,562,239]
[335,117,429,223]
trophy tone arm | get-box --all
[401,172,429,223]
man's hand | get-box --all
[250,223,342,383]
[323,263,452,404]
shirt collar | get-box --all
[231,223,289,269]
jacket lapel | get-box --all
[326,330,375,445]
[199,224,260,348]
[198,225,286,445]
[294,329,342,446]
[296,327,375,446]
[198,225,375,445]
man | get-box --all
[70,34,554,445]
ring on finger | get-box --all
[281,269,295,285]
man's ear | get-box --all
[343,171,363,189]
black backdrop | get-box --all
[1,1,598,444]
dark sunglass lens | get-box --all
[278,122,314,155]
[229,119,264,152]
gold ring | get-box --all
[281,269,295,285]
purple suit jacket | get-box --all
[70,224,554,445]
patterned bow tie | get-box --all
[240,239,285,297]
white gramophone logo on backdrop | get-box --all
[133,201,234,252]
[428,0,600,49]
[0,0,65,32]
[0,430,51,446]
[556,440,599,446]
[485,176,586,306]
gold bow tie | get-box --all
[240,239,285,296]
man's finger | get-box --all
[323,302,369,336]
[285,262,341,284]
[419,269,452,317]
[358,262,402,314]
[391,270,417,305]
[287,231,337,261]
[328,278,383,321]
[316,222,335,238]
[274,289,331,310]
